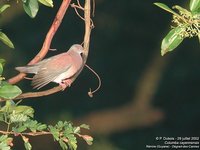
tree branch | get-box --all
[15,86,64,100]
[0,0,93,101]
[83,0,92,63]
[8,0,72,84]
[0,130,51,136]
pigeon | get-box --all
[15,44,84,89]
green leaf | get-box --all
[173,5,191,15]
[80,124,90,130]
[59,140,68,150]
[49,125,60,141]
[0,4,10,14]
[69,139,77,150]
[161,27,184,56]
[24,142,32,150]
[73,127,80,134]
[0,142,10,150]
[154,2,178,16]
[190,0,200,13]
[38,0,53,7]
[15,106,34,117]
[10,112,29,123]
[37,124,47,131]
[0,31,14,48]
[0,135,8,141]
[57,121,64,129]
[0,63,3,75]
[12,126,27,133]
[79,134,93,145]
[23,0,39,18]
[0,135,12,150]
[0,101,16,114]
[0,59,5,66]
[68,141,77,150]
[0,84,22,99]
[0,81,9,86]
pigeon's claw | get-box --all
[59,82,67,91]
[59,79,72,91]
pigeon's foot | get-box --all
[60,79,72,90]
[59,82,67,90]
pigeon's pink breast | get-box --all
[52,51,83,83]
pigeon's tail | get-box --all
[15,66,38,74]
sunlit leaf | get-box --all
[24,141,32,150]
[23,0,39,18]
[80,124,90,130]
[0,135,12,150]
[73,127,80,134]
[0,31,14,48]
[198,34,200,43]
[49,125,60,141]
[68,140,77,150]
[0,135,8,141]
[37,124,47,131]
[0,84,22,99]
[154,3,178,16]
[38,0,53,7]
[173,5,191,14]
[10,113,29,123]
[0,59,5,75]
[12,126,27,132]
[23,136,32,150]
[0,142,10,150]
[161,27,184,56]
[59,140,68,150]
[81,135,93,145]
[15,106,34,117]
[190,0,200,13]
[0,4,10,14]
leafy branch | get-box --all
[0,100,92,150]
[0,58,93,150]
[154,0,200,56]
[0,4,14,48]
[0,0,94,149]
[4,0,93,101]
[0,0,54,48]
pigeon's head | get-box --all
[70,44,84,54]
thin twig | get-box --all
[0,86,63,102]
[85,64,101,97]
[73,6,85,21]
[0,130,52,136]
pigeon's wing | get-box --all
[32,65,71,89]
[32,51,83,89]
[15,53,68,74]
[15,65,39,74]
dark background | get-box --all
[0,0,200,149]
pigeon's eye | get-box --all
[80,52,83,56]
